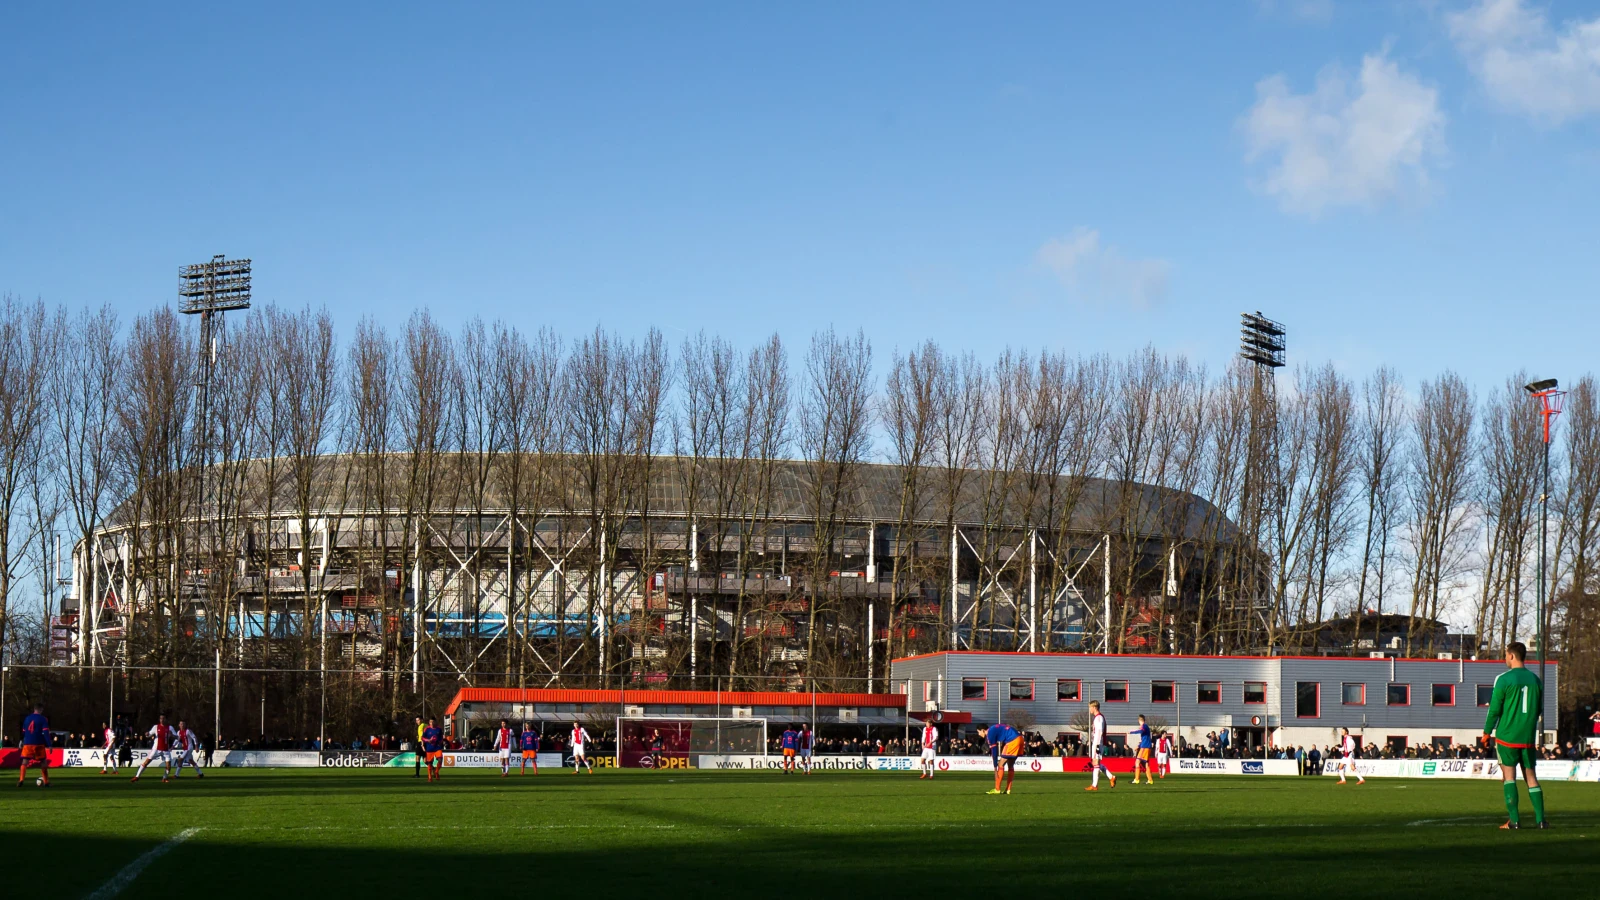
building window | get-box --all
[1009,679,1034,701]
[1244,681,1267,704]
[1342,683,1365,705]
[961,678,986,701]
[1104,681,1129,703]
[1198,681,1221,704]
[1386,735,1408,755]
[1432,684,1455,706]
[1476,684,1493,707]
[1387,683,1410,706]
[1056,679,1081,702]
[923,681,934,703]
[1431,736,1453,751]
[1295,682,1320,718]
[1151,681,1175,703]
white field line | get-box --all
[85,827,201,900]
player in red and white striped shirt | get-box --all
[1335,727,1365,785]
[99,722,118,775]
[1155,733,1173,778]
[493,719,515,777]
[919,723,940,779]
[132,714,176,783]
[570,724,594,774]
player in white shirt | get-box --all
[1155,733,1172,779]
[570,724,594,774]
[132,714,176,783]
[1335,727,1365,784]
[919,722,940,779]
[1086,700,1116,791]
[172,720,205,779]
[798,724,814,775]
[493,719,514,777]
[99,722,118,775]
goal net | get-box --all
[615,716,767,768]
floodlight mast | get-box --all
[1523,376,1564,745]
[177,256,251,742]
[1236,312,1285,679]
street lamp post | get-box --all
[1524,378,1564,745]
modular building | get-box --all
[890,650,1560,753]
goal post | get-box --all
[615,716,767,768]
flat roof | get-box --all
[445,687,907,717]
[890,649,1556,667]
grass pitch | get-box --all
[3,767,1597,898]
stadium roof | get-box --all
[112,453,1240,542]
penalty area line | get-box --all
[85,827,201,900]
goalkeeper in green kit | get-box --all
[1482,641,1546,830]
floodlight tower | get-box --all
[178,256,251,604]
[1523,376,1563,746]
[1237,312,1285,667]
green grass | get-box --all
[3,767,1597,898]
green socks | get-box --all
[1503,782,1520,825]
[1528,785,1545,824]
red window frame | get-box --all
[1387,683,1411,706]
[1243,681,1267,704]
[1295,681,1320,719]
[1150,680,1175,703]
[1475,684,1493,707]
[1103,680,1129,703]
[1009,678,1035,702]
[923,681,935,703]
[1056,679,1082,702]
[1197,681,1222,704]
[1341,682,1366,706]
[960,677,987,701]
[1431,683,1455,707]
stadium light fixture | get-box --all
[1238,311,1286,369]
[1523,377,1564,745]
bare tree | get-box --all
[1476,375,1542,652]
[1353,367,1405,652]
[1405,373,1478,651]
[798,328,873,683]
[53,305,123,667]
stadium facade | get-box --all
[890,650,1561,751]
[65,453,1258,685]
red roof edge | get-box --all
[444,687,908,718]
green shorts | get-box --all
[1495,743,1536,774]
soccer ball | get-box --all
[35,777,44,786]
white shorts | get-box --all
[147,750,172,764]
[1156,754,1169,765]
[799,747,811,758]
[572,746,586,758]
[498,748,511,760]
[920,748,937,761]
[177,749,197,764]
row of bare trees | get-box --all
[0,296,1596,726]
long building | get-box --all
[889,650,1561,751]
[65,453,1257,683]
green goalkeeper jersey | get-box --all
[1483,666,1542,748]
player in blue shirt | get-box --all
[519,725,541,776]
[985,722,1023,795]
[1131,715,1155,785]
[421,719,444,782]
[18,702,51,788]
[780,726,800,774]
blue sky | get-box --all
[3,1,1598,395]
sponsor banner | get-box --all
[698,754,1067,773]
[57,748,214,768]
[1320,758,1505,779]
[220,750,320,768]
[1171,758,1299,776]
[320,751,401,768]
[380,751,567,768]
[0,748,65,769]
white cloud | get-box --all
[1241,52,1446,217]
[1448,0,1600,124]
[1035,228,1171,309]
